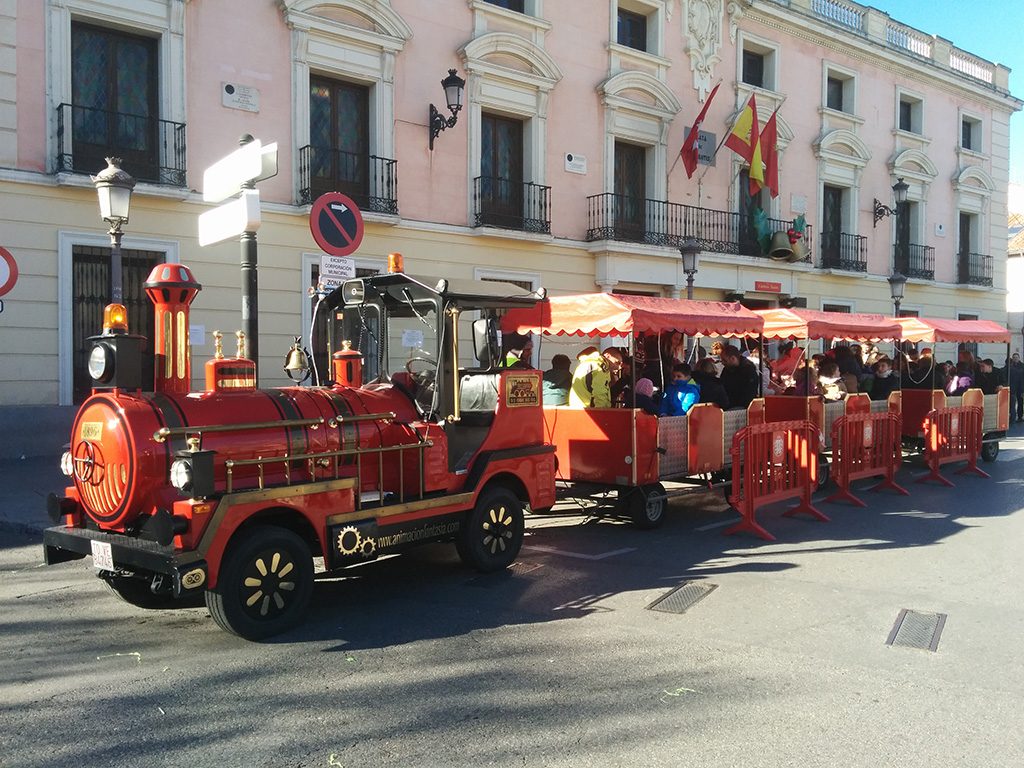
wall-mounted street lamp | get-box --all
[888,271,907,316]
[92,157,136,304]
[429,69,466,150]
[679,237,701,301]
[873,177,909,228]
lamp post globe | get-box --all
[679,237,701,301]
[91,157,136,304]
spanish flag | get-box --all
[725,94,763,195]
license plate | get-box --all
[91,540,114,570]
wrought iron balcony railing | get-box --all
[56,103,186,186]
[957,251,993,286]
[298,145,398,214]
[819,231,867,272]
[585,193,812,262]
[894,242,935,280]
[472,176,551,234]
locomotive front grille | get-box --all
[78,458,129,520]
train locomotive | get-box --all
[43,258,556,639]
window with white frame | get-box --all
[897,90,923,134]
[47,0,186,185]
[462,33,562,232]
[823,65,856,114]
[740,35,779,91]
[283,1,411,209]
[961,113,983,152]
[612,0,668,57]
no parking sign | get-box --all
[0,247,17,312]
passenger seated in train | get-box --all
[975,358,1001,395]
[503,333,534,370]
[693,358,730,410]
[791,358,821,397]
[542,354,573,405]
[869,358,899,401]
[720,345,760,409]
[659,364,701,417]
[569,346,611,408]
[633,376,659,415]
[817,360,847,402]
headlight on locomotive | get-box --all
[60,451,74,477]
[170,458,193,493]
[88,343,115,383]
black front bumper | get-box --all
[43,526,208,596]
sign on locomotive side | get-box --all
[310,193,364,257]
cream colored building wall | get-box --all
[0,0,1020,406]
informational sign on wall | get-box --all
[222,83,260,113]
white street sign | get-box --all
[202,140,279,203]
[319,254,355,289]
[198,189,261,246]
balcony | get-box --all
[958,251,993,286]
[298,145,398,214]
[894,243,935,280]
[585,193,812,262]
[819,232,867,272]
[472,177,551,234]
[56,103,186,186]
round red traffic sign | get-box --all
[309,193,364,257]
[0,247,17,297]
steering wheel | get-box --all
[404,356,438,414]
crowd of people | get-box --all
[530,332,1024,421]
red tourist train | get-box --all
[42,256,1010,637]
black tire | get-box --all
[816,456,831,490]
[624,483,667,529]
[981,441,1000,463]
[455,487,525,572]
[102,574,176,609]
[205,525,314,640]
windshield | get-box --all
[340,304,382,382]
[385,300,440,378]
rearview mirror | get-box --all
[472,317,499,368]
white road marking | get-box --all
[695,518,741,532]
[523,545,636,561]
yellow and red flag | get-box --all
[725,94,763,195]
[760,108,780,198]
[681,84,719,179]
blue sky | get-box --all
[877,0,1023,185]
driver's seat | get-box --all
[458,373,499,426]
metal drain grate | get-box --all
[886,609,947,651]
[466,561,543,587]
[646,581,717,614]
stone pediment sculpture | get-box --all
[683,0,745,102]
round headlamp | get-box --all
[169,458,193,493]
[60,451,74,477]
[88,343,115,383]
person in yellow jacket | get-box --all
[569,346,612,408]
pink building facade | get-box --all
[0,0,1019,438]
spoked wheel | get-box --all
[619,483,667,529]
[206,525,314,640]
[455,487,525,572]
[981,441,1000,463]
[102,573,176,609]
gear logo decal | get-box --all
[336,524,377,560]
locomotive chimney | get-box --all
[144,263,201,393]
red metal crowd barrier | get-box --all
[725,419,828,542]
[916,406,989,487]
[826,412,908,507]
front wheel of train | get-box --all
[981,441,1000,462]
[205,525,314,640]
[816,456,831,490]
[456,487,525,572]
[102,573,177,609]
[625,483,667,529]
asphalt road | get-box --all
[3,440,1024,768]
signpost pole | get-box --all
[238,134,259,381]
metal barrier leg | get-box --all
[825,486,867,508]
[868,476,909,496]
[956,457,990,479]
[915,464,954,487]
[782,488,829,522]
[724,511,776,542]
